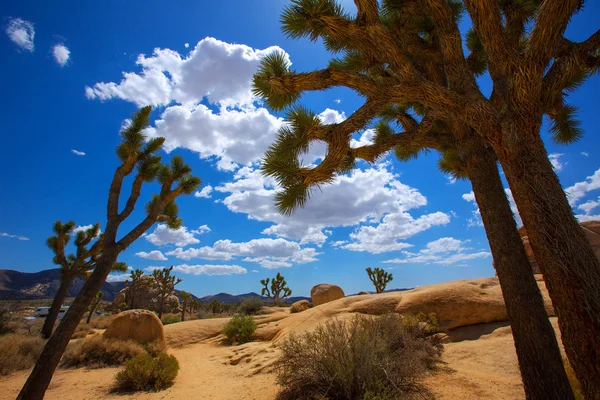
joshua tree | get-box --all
[41,222,127,339]
[253,1,600,396]
[180,291,192,322]
[261,273,292,306]
[209,299,223,315]
[18,106,201,400]
[86,292,104,324]
[124,268,146,309]
[152,266,182,320]
[366,267,393,294]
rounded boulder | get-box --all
[103,309,165,346]
[311,284,345,306]
[290,299,310,313]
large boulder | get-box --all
[290,300,310,313]
[311,284,345,306]
[518,220,600,276]
[103,309,166,346]
[110,275,180,313]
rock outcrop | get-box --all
[110,275,180,313]
[103,309,166,346]
[290,300,310,313]
[518,220,600,275]
[310,284,345,306]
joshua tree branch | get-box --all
[118,174,145,222]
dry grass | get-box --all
[0,334,45,375]
[275,313,443,400]
[114,353,179,392]
[60,335,146,369]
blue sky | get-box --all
[1,1,599,298]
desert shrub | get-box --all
[161,313,181,325]
[223,314,256,344]
[0,310,13,335]
[0,334,45,375]
[275,313,443,400]
[238,297,264,315]
[86,315,117,330]
[60,335,146,368]
[114,353,179,392]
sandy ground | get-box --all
[0,278,562,399]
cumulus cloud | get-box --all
[71,149,85,156]
[145,224,201,246]
[6,18,34,52]
[194,185,213,199]
[0,232,29,241]
[383,237,491,266]
[71,225,101,237]
[52,44,70,66]
[191,225,211,235]
[148,264,247,276]
[106,273,130,282]
[581,152,589,157]
[548,153,566,172]
[135,250,168,261]
[565,168,600,206]
[184,43,190,48]
[334,98,341,104]
[350,129,375,148]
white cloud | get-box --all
[6,18,34,52]
[462,191,476,203]
[71,149,85,156]
[145,224,200,246]
[160,264,246,276]
[578,198,600,215]
[106,273,130,282]
[565,168,600,206]
[446,175,457,184]
[85,37,289,108]
[135,250,168,261]
[0,232,29,241]
[251,269,259,273]
[383,237,491,266]
[52,44,70,67]
[184,43,190,48]
[166,246,231,261]
[350,129,375,148]
[194,185,213,199]
[191,225,211,235]
[334,98,341,104]
[71,225,101,237]
[318,108,346,124]
[548,153,566,172]
[581,152,589,157]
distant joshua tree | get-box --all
[124,269,147,309]
[261,273,292,306]
[366,267,393,294]
[180,291,193,322]
[86,292,104,324]
[152,266,182,319]
[41,222,127,338]
[18,106,201,400]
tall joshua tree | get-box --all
[253,1,600,396]
[152,266,182,320]
[180,291,192,322]
[366,267,393,294]
[125,268,146,309]
[41,222,127,339]
[18,106,201,400]
[261,273,292,306]
[86,292,103,324]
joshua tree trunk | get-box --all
[496,129,600,399]
[464,141,574,399]
[17,252,118,400]
[40,275,74,339]
[158,297,165,320]
[86,299,100,325]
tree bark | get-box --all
[464,142,574,399]
[40,275,74,339]
[497,130,600,400]
[17,252,118,400]
[86,299,99,324]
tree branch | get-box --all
[118,174,144,222]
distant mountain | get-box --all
[199,292,310,304]
[0,268,125,301]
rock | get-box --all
[110,275,180,313]
[103,309,166,346]
[290,300,310,313]
[311,284,345,306]
[357,291,370,295]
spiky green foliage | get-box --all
[261,273,293,306]
[252,51,300,111]
[152,266,182,319]
[549,104,583,144]
[281,0,346,42]
[438,148,469,181]
[366,267,394,294]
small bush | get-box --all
[0,334,45,375]
[0,310,14,335]
[161,313,181,325]
[114,353,179,392]
[275,313,443,400]
[238,297,264,315]
[223,314,256,344]
[60,335,146,368]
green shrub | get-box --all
[0,334,45,375]
[60,335,146,368]
[223,314,256,344]
[161,313,181,325]
[275,313,443,400]
[114,353,179,392]
[238,297,264,315]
